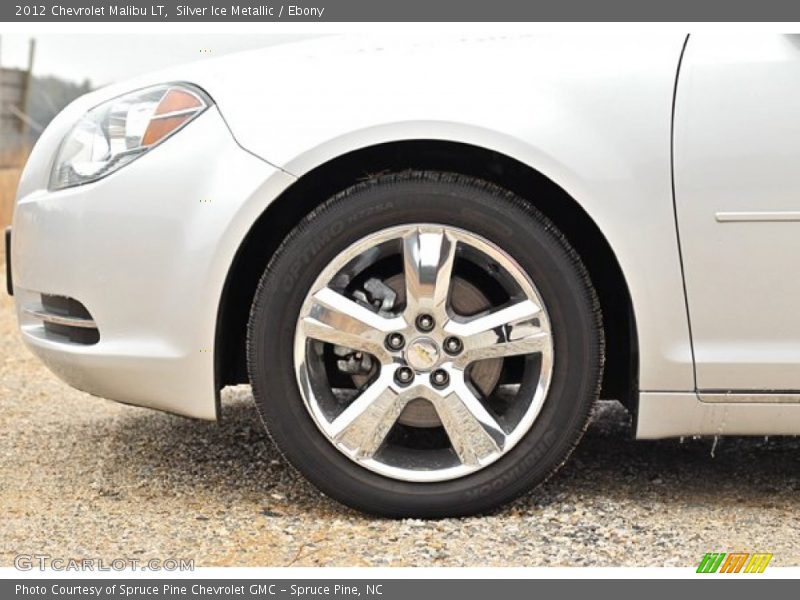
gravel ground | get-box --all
[2,258,799,568]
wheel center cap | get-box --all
[405,337,441,371]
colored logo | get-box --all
[696,552,773,573]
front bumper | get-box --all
[12,107,288,419]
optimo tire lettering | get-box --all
[284,221,345,291]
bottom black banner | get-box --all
[2,579,791,600]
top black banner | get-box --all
[4,0,800,21]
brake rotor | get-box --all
[352,273,503,428]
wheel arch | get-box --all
[216,140,638,410]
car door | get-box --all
[674,34,800,394]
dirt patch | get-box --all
[0,258,798,567]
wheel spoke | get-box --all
[445,299,550,369]
[402,227,457,318]
[330,373,412,459]
[300,287,405,363]
[434,378,505,466]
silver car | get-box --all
[8,33,800,516]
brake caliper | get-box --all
[335,278,397,375]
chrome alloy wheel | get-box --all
[293,224,554,482]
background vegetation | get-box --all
[0,75,91,229]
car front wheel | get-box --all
[247,171,603,517]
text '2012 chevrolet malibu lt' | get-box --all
[8,34,800,517]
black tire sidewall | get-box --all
[248,174,601,517]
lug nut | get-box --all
[431,369,450,388]
[444,336,463,355]
[385,332,405,351]
[416,314,435,332]
[395,366,415,386]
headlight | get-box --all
[49,83,211,190]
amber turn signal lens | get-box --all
[142,88,205,146]
[142,115,191,146]
[154,88,204,115]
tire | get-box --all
[247,171,603,517]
